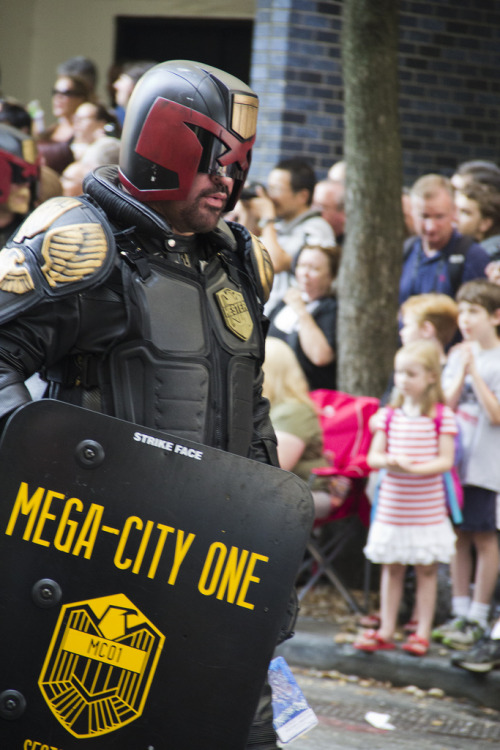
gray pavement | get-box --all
[277,616,500,711]
[282,669,500,749]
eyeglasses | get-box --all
[52,88,82,97]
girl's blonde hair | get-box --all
[390,339,444,415]
[262,337,312,408]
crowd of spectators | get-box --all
[231,152,500,672]
[0,55,156,210]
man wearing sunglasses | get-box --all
[37,73,92,173]
[0,61,294,749]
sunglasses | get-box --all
[52,88,82,97]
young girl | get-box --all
[354,340,457,656]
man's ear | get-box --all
[479,216,493,239]
[491,308,500,327]
[298,188,310,206]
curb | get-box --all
[276,617,500,710]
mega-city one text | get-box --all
[5,482,269,611]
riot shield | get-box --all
[0,400,313,750]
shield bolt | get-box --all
[75,439,105,468]
[0,690,26,720]
[32,578,62,608]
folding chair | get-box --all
[296,389,379,614]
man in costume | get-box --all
[0,60,285,748]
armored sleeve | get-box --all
[248,343,279,468]
[0,295,81,420]
[0,195,116,421]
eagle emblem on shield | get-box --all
[215,287,254,341]
[38,593,164,738]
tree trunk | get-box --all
[338,0,405,397]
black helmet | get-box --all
[119,60,259,212]
[0,123,40,207]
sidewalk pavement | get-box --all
[276,615,500,711]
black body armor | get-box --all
[0,166,276,464]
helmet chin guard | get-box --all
[118,60,258,212]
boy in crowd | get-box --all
[434,280,500,650]
[454,180,500,259]
[376,293,458,410]
[486,261,500,286]
[399,293,459,357]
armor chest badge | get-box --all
[215,287,254,341]
[38,593,164,738]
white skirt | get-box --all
[364,518,457,566]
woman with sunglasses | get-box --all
[37,73,93,174]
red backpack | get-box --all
[309,389,380,477]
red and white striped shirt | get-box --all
[375,406,458,526]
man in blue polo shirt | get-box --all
[399,174,489,305]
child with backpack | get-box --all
[354,340,457,656]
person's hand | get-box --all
[387,454,413,472]
[458,341,475,376]
[328,475,352,508]
[283,286,306,316]
[447,340,467,357]
[395,455,414,472]
[226,199,259,233]
[224,200,242,223]
[246,185,276,226]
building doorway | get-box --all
[114,16,254,84]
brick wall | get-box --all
[249,0,500,187]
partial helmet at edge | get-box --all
[0,123,40,207]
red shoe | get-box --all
[401,633,429,656]
[354,629,396,652]
[403,618,418,634]
[358,613,381,629]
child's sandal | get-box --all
[403,618,418,634]
[353,629,396,652]
[402,633,429,656]
[358,613,381,629]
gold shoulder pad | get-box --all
[1,197,112,296]
[249,234,274,304]
[40,222,108,289]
